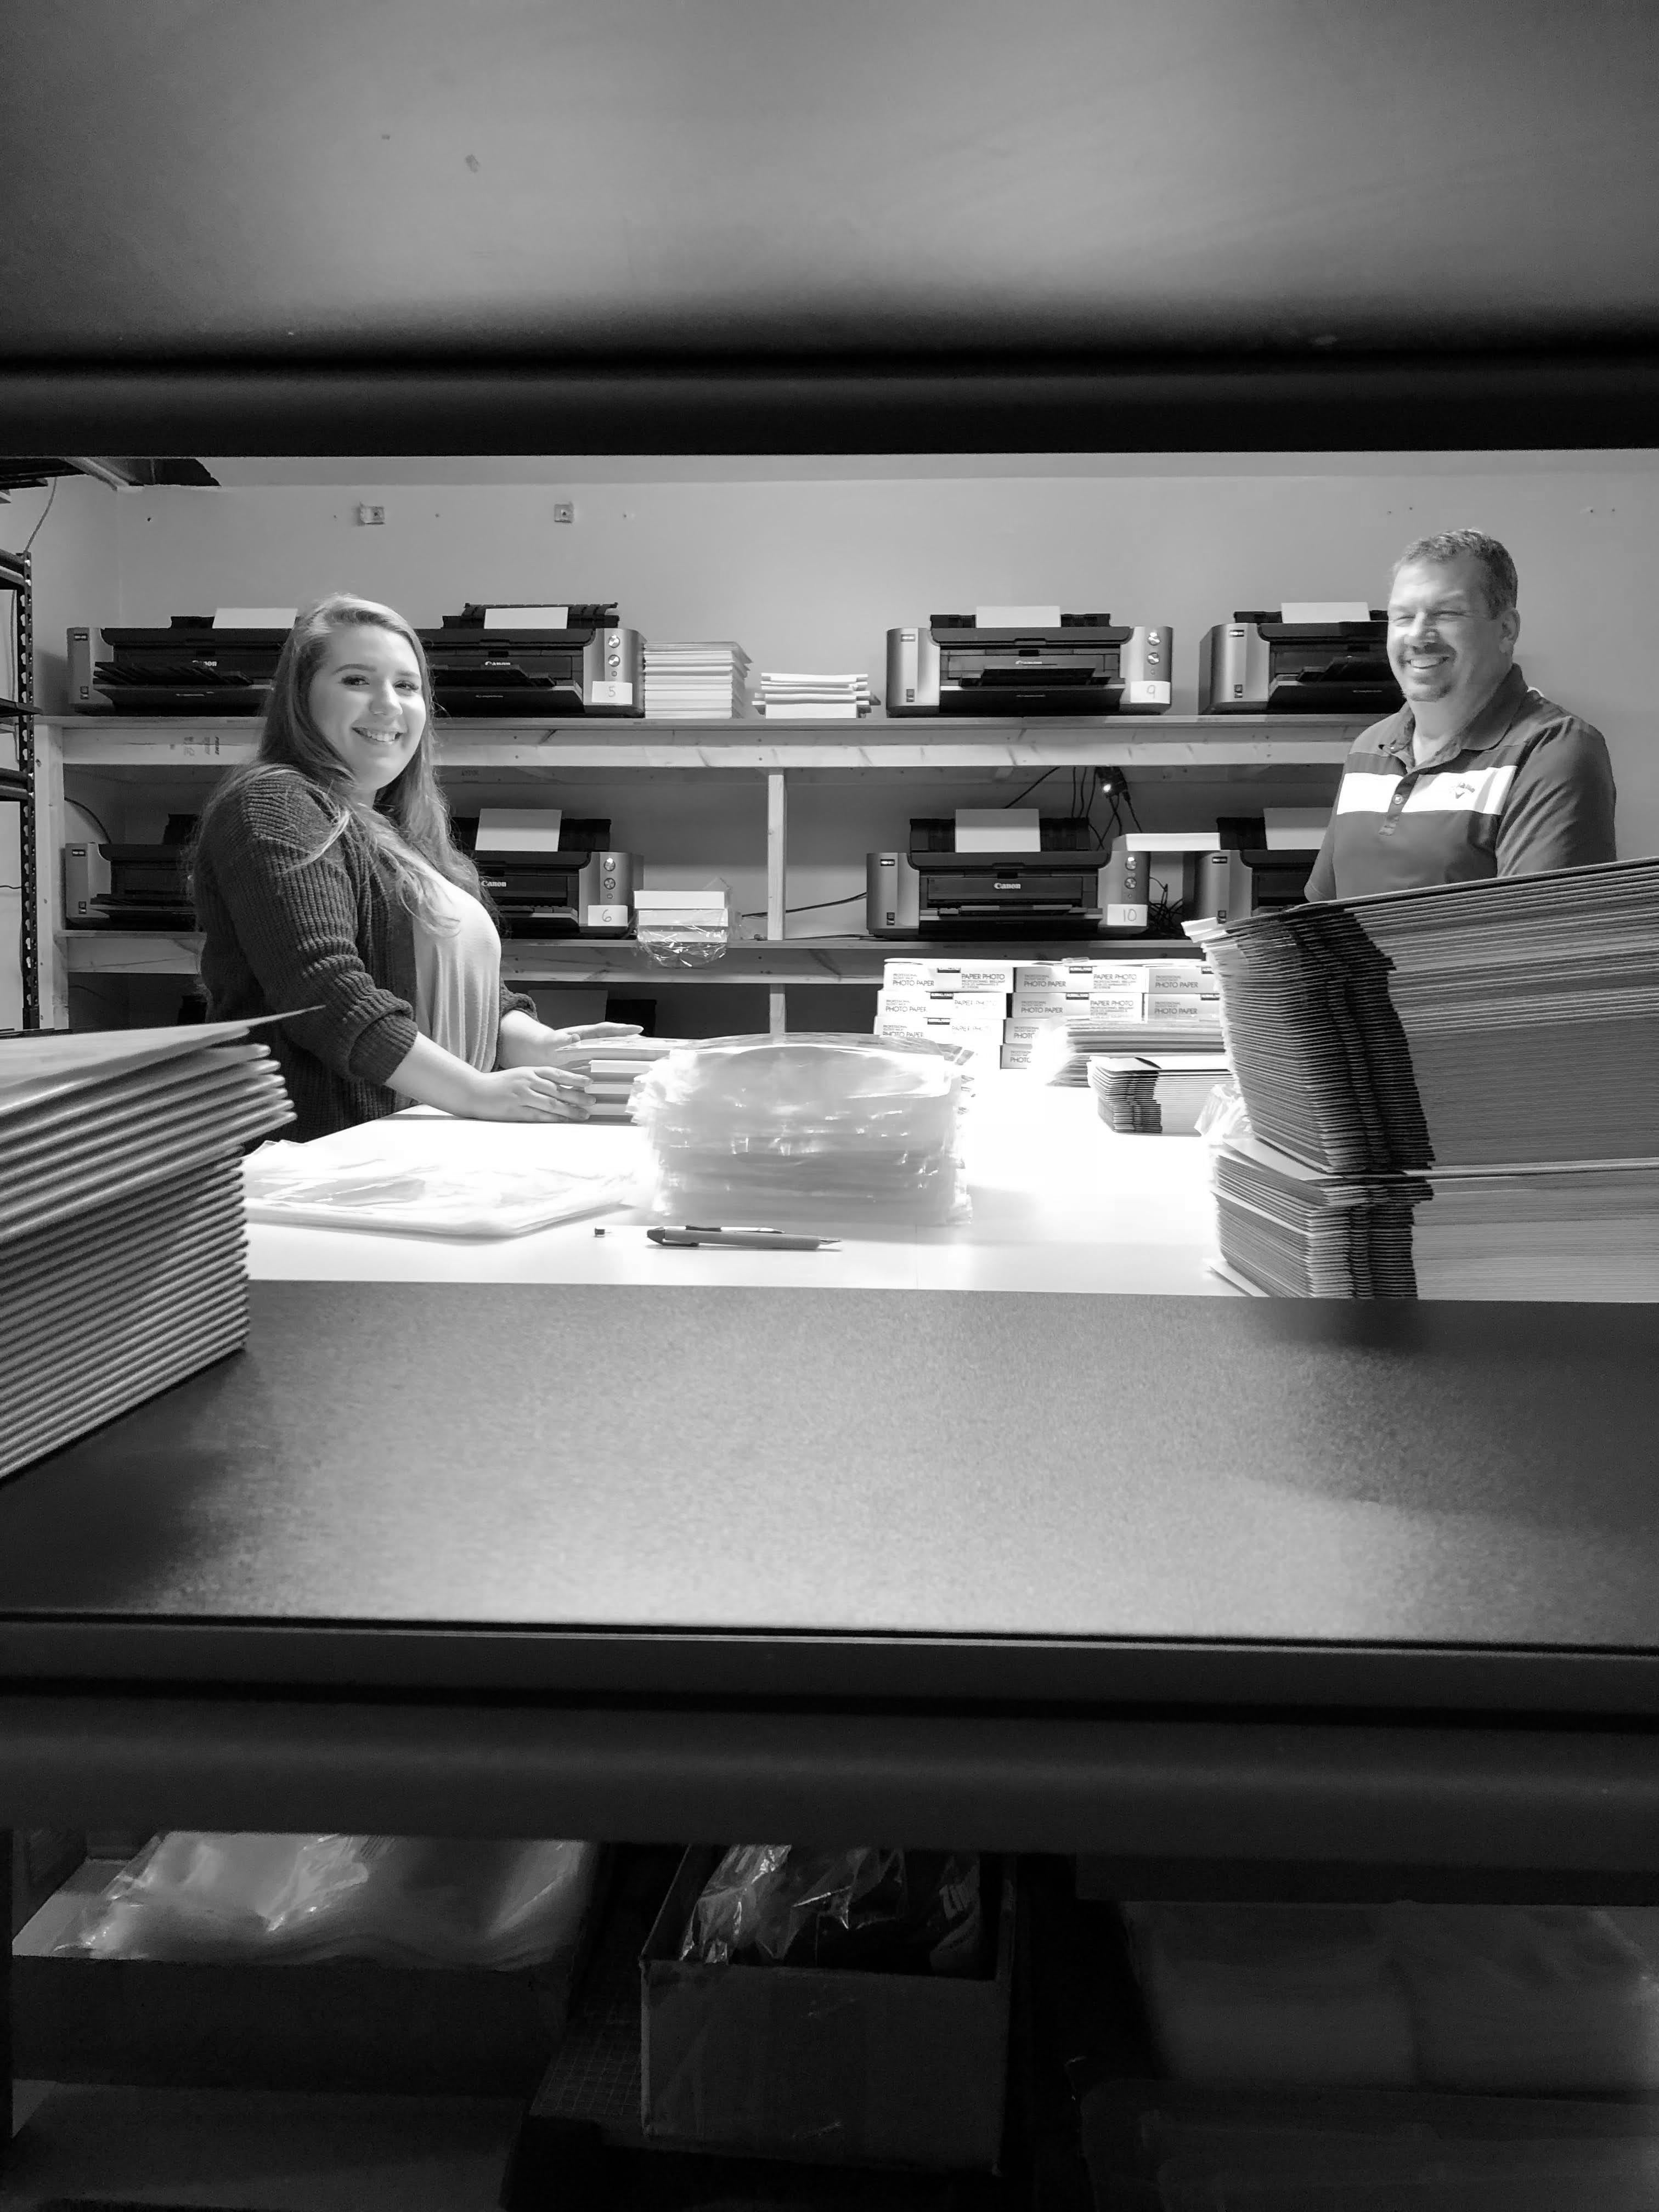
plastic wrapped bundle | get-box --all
[631,1032,972,1228]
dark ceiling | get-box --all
[2,0,1656,449]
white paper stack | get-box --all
[0,1021,294,1481]
[1089,1052,1229,1135]
[1042,959,1223,1085]
[755,671,871,719]
[539,1034,682,1123]
[642,640,750,720]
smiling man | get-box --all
[1305,531,1617,901]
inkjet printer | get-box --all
[1198,602,1403,715]
[458,812,637,938]
[887,608,1172,716]
[870,815,1105,939]
[80,816,199,929]
[418,605,644,717]
[75,617,290,714]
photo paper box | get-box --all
[1003,1017,1067,1046]
[878,989,1006,1017]
[1087,963,1154,994]
[1081,994,1149,1023]
[1000,1043,1034,1069]
[640,1848,1016,2171]
[1146,994,1217,1021]
[1014,963,1083,990]
[1011,991,1070,1017]
[930,962,1017,994]
[1144,961,1213,991]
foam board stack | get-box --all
[551,1036,681,1122]
[641,640,751,720]
[0,1020,294,1482]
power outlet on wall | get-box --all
[355,504,385,526]
[552,501,575,524]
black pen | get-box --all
[646,1224,839,1251]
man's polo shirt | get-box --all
[1305,663,1617,902]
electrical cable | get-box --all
[21,476,58,554]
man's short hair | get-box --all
[1392,529,1519,617]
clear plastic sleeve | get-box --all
[244,1140,630,1238]
[631,1032,973,1228]
[678,1844,983,1976]
[53,1833,602,1971]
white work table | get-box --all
[246,1070,1239,1295]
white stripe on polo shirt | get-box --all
[1335,772,1402,815]
[1334,763,1517,818]
[1401,763,1516,816]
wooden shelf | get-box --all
[43,713,1358,774]
[63,930,1200,985]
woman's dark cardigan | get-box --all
[193,768,534,1141]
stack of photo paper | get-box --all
[633,885,730,961]
[1036,958,1224,1085]
[642,640,750,720]
[755,670,871,719]
[1193,859,1659,1298]
[546,1034,681,1122]
[873,958,1013,1065]
[1088,1052,1229,1136]
[0,1020,294,1481]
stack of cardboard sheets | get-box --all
[0,1020,292,1480]
[1193,859,1659,1299]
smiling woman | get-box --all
[190,595,639,1139]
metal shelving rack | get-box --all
[0,548,38,1030]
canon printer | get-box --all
[887,611,1172,716]
[74,618,288,714]
[419,605,643,717]
[457,815,637,938]
[1198,605,1403,716]
[869,817,1105,939]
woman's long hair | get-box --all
[197,593,480,922]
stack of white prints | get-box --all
[642,640,750,720]
[0,1020,294,1480]
[1045,1019,1227,1087]
[1090,1053,1229,1135]
[535,1034,681,1122]
[755,671,871,719]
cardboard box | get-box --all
[11,1853,596,2095]
[640,1848,1016,2171]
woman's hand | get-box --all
[495,1012,645,1074]
[465,1066,593,1122]
[541,1020,644,1049]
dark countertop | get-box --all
[2,1280,1656,1716]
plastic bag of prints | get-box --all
[54,1832,601,1971]
[1197,1073,1252,1149]
[679,1844,984,1977]
[630,1033,974,1228]
[243,1141,630,1239]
